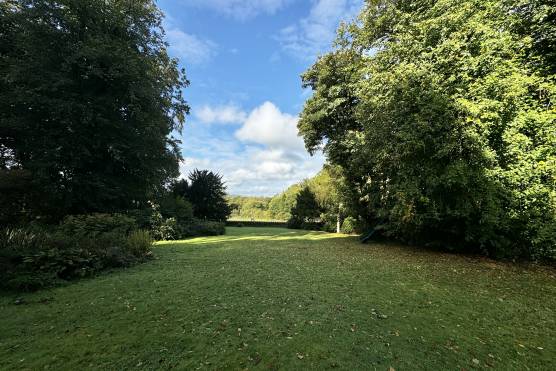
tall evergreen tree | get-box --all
[287,186,321,229]
[0,0,189,221]
[185,169,231,222]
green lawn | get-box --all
[1,227,555,370]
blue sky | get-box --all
[158,0,363,196]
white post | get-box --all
[336,203,342,233]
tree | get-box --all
[268,184,301,220]
[227,196,272,220]
[287,186,321,229]
[299,0,556,259]
[185,169,231,221]
[0,0,189,221]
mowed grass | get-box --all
[1,227,555,370]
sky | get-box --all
[158,0,364,196]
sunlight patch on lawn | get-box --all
[155,228,351,246]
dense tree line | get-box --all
[227,169,342,223]
[299,0,555,259]
[227,185,302,221]
[228,196,273,220]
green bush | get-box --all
[126,230,153,258]
[0,217,153,291]
[58,213,137,238]
[341,217,357,235]
[162,219,226,240]
[160,196,194,223]
[189,220,225,237]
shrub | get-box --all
[341,217,357,235]
[151,216,178,241]
[0,216,153,291]
[164,219,226,240]
[58,213,137,238]
[126,208,153,230]
[126,230,153,258]
[160,196,194,223]
[189,220,225,236]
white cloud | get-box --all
[278,0,363,60]
[235,101,305,150]
[179,102,324,195]
[179,147,324,196]
[180,0,293,20]
[165,26,217,65]
[195,104,247,125]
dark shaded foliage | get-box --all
[0,214,152,291]
[287,186,322,230]
[177,169,231,222]
[0,0,189,221]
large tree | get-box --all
[287,186,321,229]
[0,0,189,221]
[179,169,231,222]
[299,0,556,259]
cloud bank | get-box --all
[180,102,323,196]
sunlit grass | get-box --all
[1,227,555,370]
[156,227,348,246]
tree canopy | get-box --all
[287,185,321,229]
[0,0,189,222]
[175,169,231,222]
[299,0,556,259]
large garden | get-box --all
[2,227,555,370]
[1,1,555,369]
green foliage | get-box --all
[183,220,226,237]
[287,186,322,230]
[340,217,357,235]
[175,170,231,222]
[144,201,225,241]
[268,184,302,220]
[147,203,176,241]
[125,230,153,257]
[154,219,225,240]
[160,196,194,223]
[0,169,32,225]
[0,222,153,291]
[265,166,354,232]
[58,213,137,238]
[228,196,273,220]
[299,0,556,260]
[0,0,189,220]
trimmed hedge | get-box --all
[226,220,287,228]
